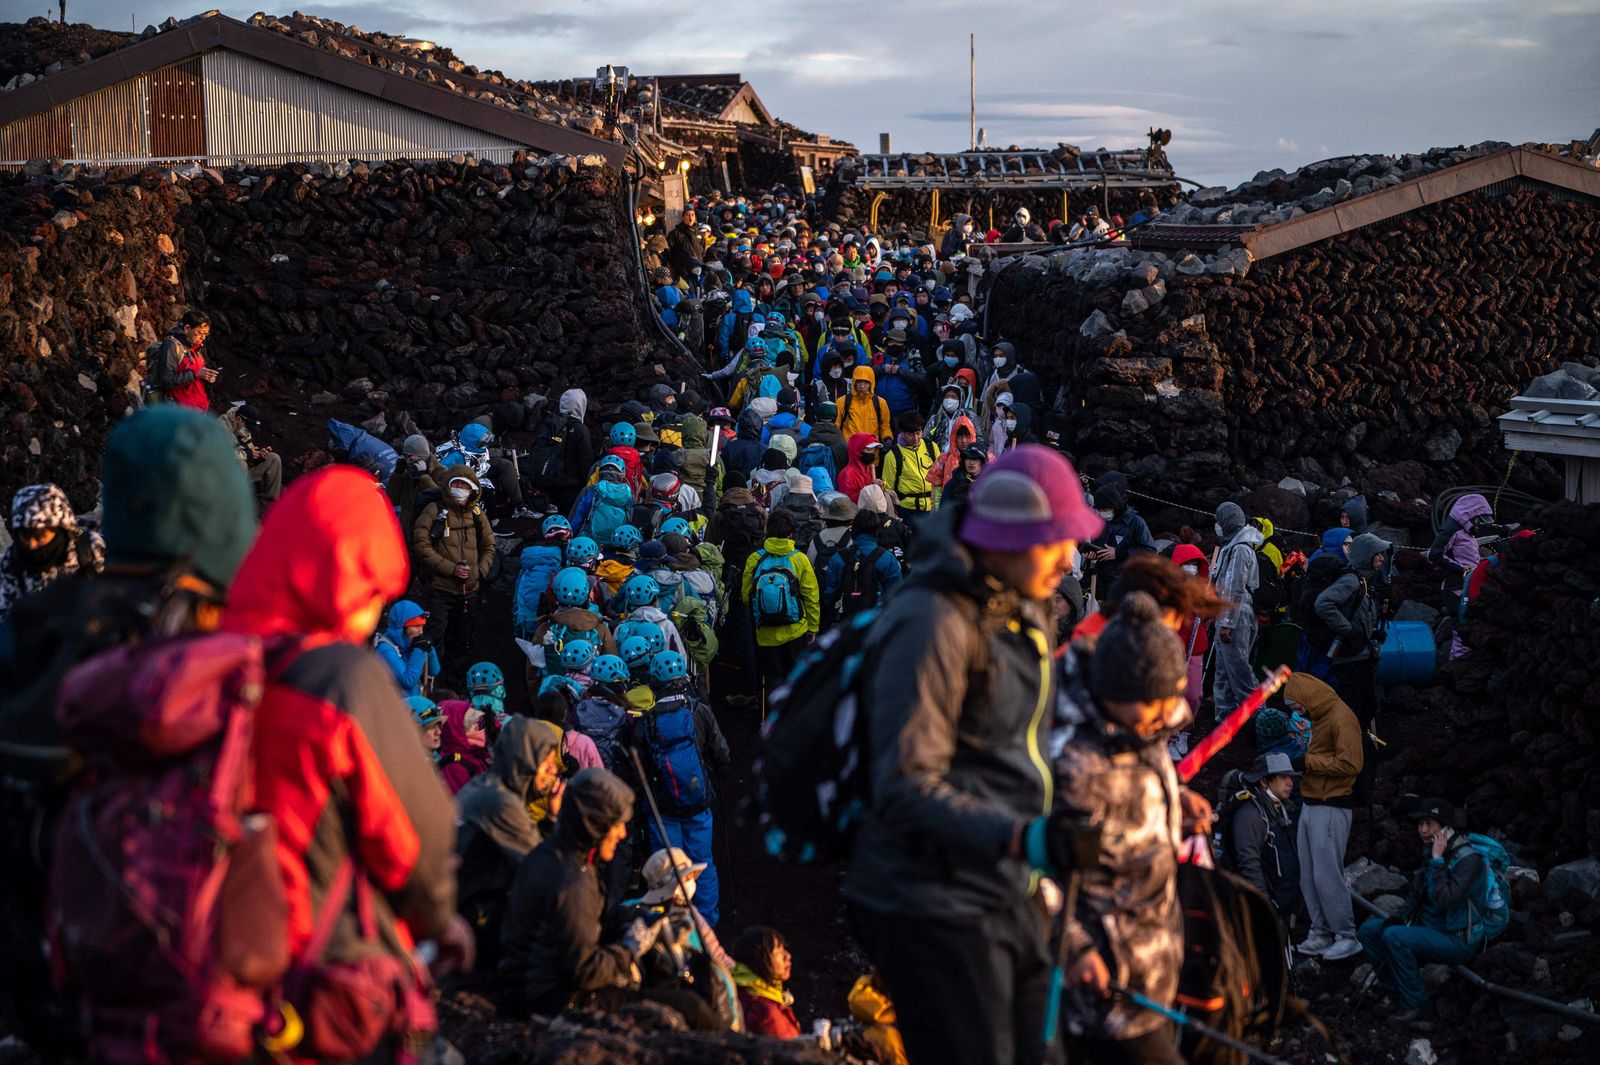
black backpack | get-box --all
[1209,770,1251,870]
[838,543,887,618]
[1298,559,1364,654]
[1175,863,1331,1065]
[715,504,766,581]
[523,412,569,488]
[1253,548,1287,618]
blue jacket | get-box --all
[374,609,440,698]
[327,419,399,482]
[761,412,811,446]
[655,284,682,328]
[811,336,867,379]
[874,351,926,415]
[514,543,567,636]
[718,289,756,357]
[823,533,903,607]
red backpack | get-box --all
[49,633,292,1063]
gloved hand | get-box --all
[409,638,434,656]
[1022,809,1102,878]
[620,915,668,959]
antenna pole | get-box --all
[969,34,976,152]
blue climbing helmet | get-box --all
[589,654,630,685]
[624,573,662,611]
[610,524,643,551]
[559,639,598,673]
[620,635,655,673]
[542,514,572,540]
[466,661,505,701]
[538,674,580,701]
[552,567,592,608]
[596,454,627,481]
[609,422,636,448]
[566,536,600,569]
[406,695,441,727]
[659,516,693,540]
[649,649,689,684]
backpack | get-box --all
[752,551,805,627]
[753,610,881,863]
[643,694,713,815]
[839,543,887,618]
[1253,546,1287,617]
[573,694,628,770]
[717,505,766,579]
[1298,559,1362,653]
[524,412,569,487]
[1175,863,1329,1065]
[1209,770,1251,870]
[795,441,837,484]
[49,633,295,1063]
[584,480,634,545]
[1460,834,1511,944]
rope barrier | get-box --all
[1116,486,1433,553]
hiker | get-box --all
[144,310,216,409]
[741,509,821,692]
[846,445,1101,1065]
[219,465,465,1058]
[221,408,283,507]
[386,432,442,528]
[1053,591,1206,1065]
[879,410,940,520]
[0,407,255,1060]
[499,768,674,1017]
[937,444,989,510]
[1339,494,1370,536]
[514,516,574,638]
[1211,501,1263,718]
[410,696,445,755]
[529,389,595,512]
[1169,543,1212,704]
[723,408,768,491]
[731,927,801,1039]
[1309,527,1353,563]
[837,365,892,442]
[1285,672,1365,962]
[1220,753,1302,917]
[1359,798,1508,1027]
[620,847,739,1032]
[1085,484,1155,593]
[373,600,439,698]
[1313,531,1390,730]
[838,433,884,503]
[0,483,104,623]
[455,718,566,964]
[438,700,495,794]
[848,973,910,1065]
[823,510,902,626]
[412,468,496,682]
[638,649,729,927]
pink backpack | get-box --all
[50,633,293,1063]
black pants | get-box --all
[1333,656,1378,730]
[755,638,805,697]
[422,587,476,684]
[850,899,1062,1065]
[1069,1021,1183,1065]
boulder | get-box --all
[1545,858,1600,909]
[1345,857,1409,897]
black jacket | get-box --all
[721,408,766,490]
[498,770,637,1016]
[843,505,1056,918]
[666,223,702,279]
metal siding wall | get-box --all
[68,78,150,160]
[149,58,206,159]
[201,50,524,164]
[0,106,71,163]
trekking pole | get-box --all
[1109,984,1290,1065]
[1176,665,1291,783]
[627,746,699,909]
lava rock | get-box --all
[1544,858,1600,910]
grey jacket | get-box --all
[843,505,1056,919]
[1214,522,1263,633]
[1314,532,1389,662]
[1227,785,1295,910]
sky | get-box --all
[50,0,1600,187]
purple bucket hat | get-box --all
[959,445,1103,551]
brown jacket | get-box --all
[411,467,495,595]
[1285,673,1362,805]
[387,457,447,535]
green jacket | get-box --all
[741,537,821,647]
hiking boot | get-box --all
[1296,933,1334,956]
[1322,936,1363,962]
[511,507,538,520]
[1388,1005,1432,1030]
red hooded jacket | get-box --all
[1170,543,1211,657]
[223,466,456,959]
[438,700,492,795]
[837,432,879,503]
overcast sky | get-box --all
[55,0,1600,186]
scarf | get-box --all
[731,963,793,1007]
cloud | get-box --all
[1275,137,1303,154]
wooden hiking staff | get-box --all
[1176,665,1292,783]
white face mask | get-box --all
[1182,563,1201,576]
[1096,509,1115,521]
[992,357,1008,370]
[1003,418,1017,432]
[942,397,959,413]
[1214,522,1225,539]
[450,486,472,504]
[829,367,843,379]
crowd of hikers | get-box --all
[0,185,1527,1065]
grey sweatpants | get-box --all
[1298,804,1355,939]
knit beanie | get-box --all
[1254,707,1291,746]
[402,434,431,459]
[818,401,838,421]
[761,448,790,472]
[1089,591,1188,703]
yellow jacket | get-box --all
[741,537,821,646]
[848,975,909,1065]
[836,366,891,442]
[880,436,941,512]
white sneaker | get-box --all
[1322,936,1363,962]
[1167,731,1191,761]
[1296,933,1334,956]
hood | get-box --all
[721,486,758,508]
[1319,528,1353,555]
[493,717,563,800]
[223,466,408,644]
[556,767,635,851]
[946,413,979,452]
[656,286,682,310]
[1340,494,1369,533]
[1170,543,1208,573]
[1216,501,1248,538]
[382,600,426,646]
[760,536,797,556]
[736,406,765,440]
[846,432,877,463]
[1347,532,1390,575]
[439,700,482,759]
[559,388,588,421]
[749,396,779,422]
[1095,485,1127,517]
[458,422,493,452]
[648,383,678,410]
[681,413,708,449]
[1252,516,1275,541]
[8,482,77,533]
[849,364,877,394]
[1448,493,1492,527]
[806,466,836,493]
[954,366,979,392]
[1011,400,1035,437]
[821,350,846,374]
[731,288,755,314]
[443,466,484,507]
[848,975,897,1026]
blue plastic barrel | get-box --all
[1377,620,1436,687]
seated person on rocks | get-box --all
[619,848,739,1032]
[730,926,801,1040]
[1359,798,1509,1028]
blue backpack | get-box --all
[584,480,634,545]
[753,551,804,627]
[795,441,837,484]
[1460,834,1511,944]
[514,545,565,637]
[644,694,713,814]
[573,694,628,770]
